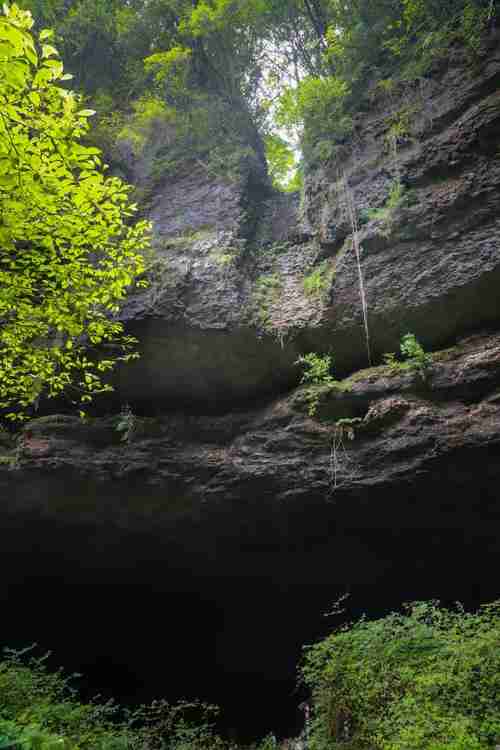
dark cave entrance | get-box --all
[1,468,499,742]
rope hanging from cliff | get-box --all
[342,174,373,366]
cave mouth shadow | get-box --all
[1,470,499,742]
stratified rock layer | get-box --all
[3,332,500,521]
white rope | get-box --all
[342,174,372,366]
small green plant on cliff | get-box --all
[400,332,431,367]
[214,252,236,268]
[386,180,405,210]
[303,261,336,299]
[297,353,336,388]
[384,333,432,381]
[403,333,432,380]
[385,107,415,148]
[366,180,405,234]
[301,600,500,750]
[296,353,337,417]
[115,404,136,443]
[253,273,283,332]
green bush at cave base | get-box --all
[0,647,227,750]
[1,601,499,750]
[302,600,500,750]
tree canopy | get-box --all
[0,3,150,420]
[12,0,493,193]
[17,0,494,160]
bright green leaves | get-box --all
[177,0,269,39]
[144,46,192,87]
[181,0,236,37]
[264,133,299,191]
[275,75,350,160]
[295,351,336,416]
[276,76,349,132]
[40,41,56,56]
[0,4,151,421]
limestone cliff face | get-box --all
[112,30,500,408]
[1,35,500,579]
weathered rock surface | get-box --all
[112,32,500,407]
[3,332,500,531]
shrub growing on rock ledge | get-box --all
[296,352,337,416]
[384,333,433,381]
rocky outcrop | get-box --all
[3,332,500,523]
[114,157,304,406]
[113,32,500,408]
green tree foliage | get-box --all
[18,0,65,26]
[264,133,298,190]
[0,646,227,750]
[0,4,150,420]
[17,0,494,186]
[302,600,500,749]
[18,0,134,95]
[275,74,351,160]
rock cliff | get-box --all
[112,30,500,408]
[3,331,500,513]
[1,32,500,735]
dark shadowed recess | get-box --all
[1,461,499,742]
